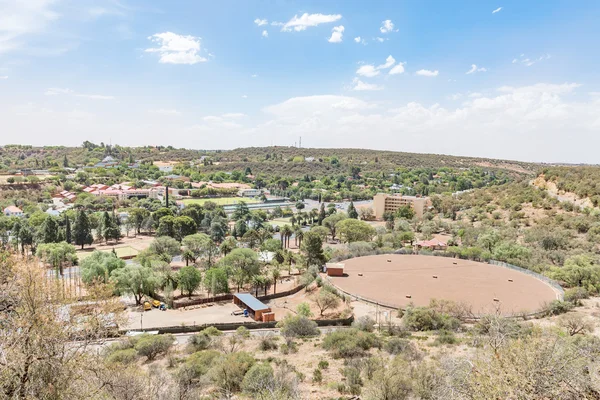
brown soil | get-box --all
[328,254,558,316]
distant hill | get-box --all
[0,144,542,177]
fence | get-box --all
[170,283,306,309]
[120,315,354,335]
[325,254,565,319]
[488,260,564,300]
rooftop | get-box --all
[233,293,270,311]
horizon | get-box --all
[1,1,599,163]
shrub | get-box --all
[211,351,255,394]
[242,362,275,395]
[202,326,223,336]
[317,360,329,370]
[235,326,250,338]
[296,302,313,317]
[312,368,323,383]
[433,329,457,345]
[134,334,174,360]
[187,332,213,352]
[352,316,375,332]
[184,350,221,377]
[384,338,420,360]
[544,300,574,316]
[106,348,138,364]
[403,306,461,331]
[258,335,278,351]
[564,287,589,305]
[322,329,380,358]
[277,315,320,338]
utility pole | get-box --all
[299,136,301,148]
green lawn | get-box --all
[269,217,292,227]
[182,197,260,206]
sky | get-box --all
[1,0,600,163]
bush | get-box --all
[322,329,380,358]
[384,338,421,360]
[403,306,461,332]
[317,360,329,370]
[433,329,457,345]
[544,300,574,316]
[242,362,275,395]
[564,287,589,305]
[296,302,313,317]
[352,316,375,332]
[258,335,278,351]
[134,334,174,360]
[211,351,255,394]
[312,368,323,383]
[106,348,138,364]
[187,332,213,352]
[184,350,221,378]
[277,315,320,338]
[202,326,223,336]
[235,326,250,338]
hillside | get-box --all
[0,144,541,177]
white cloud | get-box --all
[466,64,487,74]
[354,36,366,45]
[150,109,182,116]
[45,87,114,100]
[250,82,599,163]
[0,0,61,54]
[380,19,397,33]
[0,76,7,79]
[448,93,462,101]
[146,32,207,65]
[492,7,503,14]
[254,18,268,26]
[241,95,248,98]
[389,63,405,75]
[356,65,379,77]
[375,37,386,43]
[280,13,342,32]
[222,113,246,118]
[251,74,258,78]
[352,78,383,91]
[378,55,396,69]
[416,69,439,77]
[328,25,344,43]
[262,30,268,38]
[468,92,483,98]
[513,53,551,67]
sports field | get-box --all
[77,246,139,260]
[328,254,559,316]
[182,197,260,206]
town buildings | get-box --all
[373,193,431,219]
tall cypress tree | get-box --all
[73,209,93,249]
[347,201,358,219]
[318,203,326,225]
[41,217,59,243]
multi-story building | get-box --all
[373,193,430,219]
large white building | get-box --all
[3,206,24,217]
[373,193,430,219]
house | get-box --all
[373,193,431,219]
[154,161,176,173]
[94,156,119,168]
[414,239,448,251]
[3,206,24,217]
[54,190,77,202]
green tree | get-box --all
[128,208,150,234]
[173,216,197,241]
[318,203,326,225]
[204,267,229,296]
[220,236,237,256]
[221,248,260,292]
[322,213,347,241]
[64,216,72,244]
[111,263,160,305]
[178,266,202,297]
[149,236,181,261]
[36,242,77,277]
[40,216,60,244]
[347,201,358,219]
[301,231,327,267]
[156,215,175,238]
[80,250,125,284]
[73,209,93,249]
[336,219,376,243]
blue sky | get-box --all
[1,0,600,163]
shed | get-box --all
[326,263,345,277]
[233,293,272,321]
